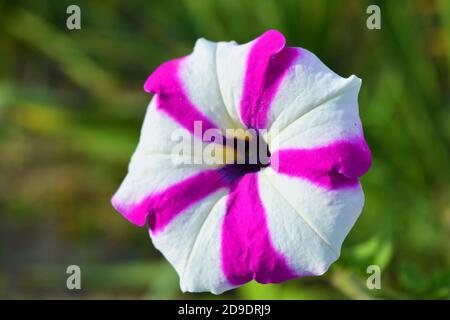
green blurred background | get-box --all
[0,0,449,299]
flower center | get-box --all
[221,131,271,179]
[238,133,270,171]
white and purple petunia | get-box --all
[111,30,372,294]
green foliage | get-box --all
[0,0,448,299]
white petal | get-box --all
[268,77,363,150]
[216,40,251,128]
[112,98,221,225]
[267,48,361,136]
[258,168,364,276]
[180,38,237,130]
[151,192,235,294]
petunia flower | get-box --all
[111,30,371,294]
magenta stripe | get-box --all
[221,173,297,285]
[240,30,299,129]
[112,169,229,231]
[272,139,372,189]
[144,57,220,140]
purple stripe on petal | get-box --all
[272,139,372,189]
[144,57,220,140]
[112,169,230,231]
[221,173,297,286]
[240,30,299,129]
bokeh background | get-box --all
[0,0,449,299]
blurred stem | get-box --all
[330,267,408,300]
[329,267,373,300]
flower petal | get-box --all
[267,72,364,149]
[111,98,226,227]
[221,173,297,286]
[216,30,298,129]
[266,48,362,134]
[150,191,235,294]
[239,30,298,129]
[271,139,371,189]
[266,66,371,189]
[180,38,237,130]
[144,38,235,138]
[258,168,365,276]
